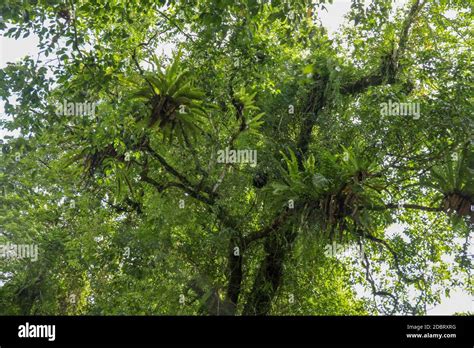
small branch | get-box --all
[145,143,194,188]
[211,82,250,194]
[154,9,196,43]
[355,227,421,284]
[143,143,214,205]
[68,0,86,60]
[359,240,399,314]
[132,49,158,97]
[367,203,443,212]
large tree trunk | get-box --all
[243,227,297,315]
[240,73,328,315]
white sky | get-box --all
[0,1,472,315]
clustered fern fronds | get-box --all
[427,147,473,220]
[270,144,383,241]
[127,50,207,144]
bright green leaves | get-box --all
[270,150,329,206]
[424,147,474,220]
[232,87,265,131]
[271,142,380,207]
[340,144,377,178]
[1,0,472,316]
[428,147,473,196]
[233,87,259,115]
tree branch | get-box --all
[243,208,292,247]
[355,227,421,284]
[143,143,214,205]
[367,203,443,212]
[341,0,426,95]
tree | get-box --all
[0,0,472,315]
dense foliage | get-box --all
[0,0,472,315]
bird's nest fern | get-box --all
[126,50,208,144]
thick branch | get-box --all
[341,0,426,95]
[244,72,329,314]
[367,203,443,212]
[295,75,328,166]
[226,235,243,312]
[243,208,291,246]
